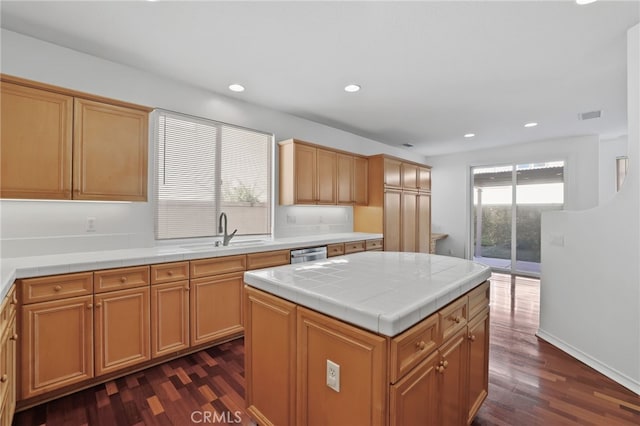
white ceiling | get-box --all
[1,1,639,156]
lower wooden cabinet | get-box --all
[94,287,150,376]
[390,351,439,426]
[0,287,17,425]
[438,328,469,426]
[190,272,244,346]
[467,307,490,423]
[20,295,94,399]
[151,280,190,358]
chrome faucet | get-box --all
[218,212,237,246]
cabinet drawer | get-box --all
[468,281,490,320]
[390,313,439,383]
[190,255,247,278]
[1,286,17,327]
[327,243,345,257]
[439,296,468,342]
[246,250,291,270]
[344,241,365,254]
[21,272,93,304]
[150,261,189,284]
[94,266,150,293]
[365,239,383,251]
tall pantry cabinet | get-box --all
[354,155,432,252]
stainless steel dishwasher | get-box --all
[290,246,328,264]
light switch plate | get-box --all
[326,359,340,392]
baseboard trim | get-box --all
[536,328,640,395]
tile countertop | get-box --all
[0,232,382,300]
[244,251,491,337]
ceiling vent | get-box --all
[578,110,602,120]
[402,143,414,148]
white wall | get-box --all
[599,136,628,204]
[426,135,600,259]
[538,24,640,393]
[0,29,424,257]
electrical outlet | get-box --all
[326,359,340,392]
[86,217,96,233]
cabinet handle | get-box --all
[468,334,476,342]
[120,276,128,283]
[436,366,445,374]
[10,334,18,341]
[184,287,189,291]
[167,270,174,276]
[11,293,17,305]
[443,360,449,368]
[416,341,426,351]
[0,374,7,383]
[451,316,461,324]
[54,285,62,292]
[87,304,93,309]
[95,302,102,308]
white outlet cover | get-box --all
[326,359,340,392]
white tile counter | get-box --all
[0,232,382,300]
[244,251,491,336]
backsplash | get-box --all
[274,205,353,238]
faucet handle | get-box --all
[230,229,238,238]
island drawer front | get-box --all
[327,243,345,257]
[344,240,365,254]
[365,239,384,251]
[150,261,189,284]
[190,255,247,278]
[439,297,468,342]
[247,250,291,270]
[468,281,490,320]
[94,266,150,293]
[390,312,439,383]
[21,272,94,304]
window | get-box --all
[155,110,273,239]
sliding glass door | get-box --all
[472,161,564,276]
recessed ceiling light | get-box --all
[344,84,361,93]
[228,84,245,92]
[464,133,475,138]
[576,0,598,5]
[524,122,538,128]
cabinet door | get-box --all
[437,329,468,426]
[401,163,418,190]
[384,190,402,251]
[467,308,490,424]
[418,167,431,192]
[73,98,148,201]
[353,156,368,205]
[294,144,317,204]
[245,287,297,426]
[21,295,94,399]
[95,287,150,376]
[0,312,16,421]
[401,191,418,252]
[190,272,243,346]
[297,307,387,426]
[417,193,432,253]
[151,281,190,358]
[390,351,439,426]
[337,153,354,204]
[384,158,402,188]
[317,149,337,204]
[1,82,73,199]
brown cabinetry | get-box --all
[355,155,432,253]
[94,286,150,376]
[246,250,290,270]
[0,75,150,201]
[279,139,368,206]
[0,287,17,425]
[150,262,190,358]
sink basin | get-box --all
[179,243,219,251]
[229,239,268,246]
[180,239,269,251]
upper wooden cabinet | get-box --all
[0,75,150,201]
[279,139,368,206]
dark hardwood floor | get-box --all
[14,273,640,425]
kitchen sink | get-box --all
[180,239,269,251]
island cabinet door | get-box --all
[190,272,243,347]
[296,307,387,426]
[437,328,468,426]
[389,351,439,426]
[244,286,297,426]
[466,307,490,424]
[94,286,150,376]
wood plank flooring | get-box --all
[14,273,640,425]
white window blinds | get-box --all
[156,110,273,240]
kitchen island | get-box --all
[243,251,491,426]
